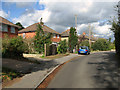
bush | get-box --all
[57,40,68,54]
[2,36,27,58]
[92,38,110,51]
[80,40,89,47]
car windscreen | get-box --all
[80,47,87,49]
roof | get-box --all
[0,16,21,28]
[18,23,60,34]
[61,29,70,37]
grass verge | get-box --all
[2,67,22,83]
[41,53,70,59]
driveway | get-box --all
[47,51,120,88]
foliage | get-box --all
[2,36,27,58]
[15,22,24,30]
[68,27,78,53]
[92,38,110,51]
[80,40,89,47]
[23,38,36,54]
[57,40,68,54]
[2,67,21,82]
[110,19,120,55]
[34,24,51,53]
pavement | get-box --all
[47,51,120,88]
[3,54,79,88]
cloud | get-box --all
[12,9,51,27]
[0,10,9,18]
[11,0,117,40]
[3,0,37,8]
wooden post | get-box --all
[89,24,91,50]
[44,44,46,56]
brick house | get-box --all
[18,22,61,44]
[0,16,20,38]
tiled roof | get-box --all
[61,29,70,37]
[19,23,60,34]
[0,16,21,28]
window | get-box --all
[11,26,15,33]
[53,34,56,38]
[0,24,2,31]
[57,35,59,38]
[23,33,26,39]
[2,24,8,32]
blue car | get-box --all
[78,46,90,55]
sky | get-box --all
[0,0,120,41]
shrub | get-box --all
[2,36,27,58]
[80,40,89,47]
[57,40,68,54]
[92,38,110,51]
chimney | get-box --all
[39,18,44,26]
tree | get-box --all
[110,2,120,55]
[34,24,51,53]
[15,22,24,30]
[80,40,89,47]
[57,40,68,54]
[68,27,78,53]
[92,38,110,51]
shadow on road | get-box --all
[2,57,58,75]
[88,51,120,88]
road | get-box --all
[47,51,119,88]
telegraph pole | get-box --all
[75,14,78,52]
[75,14,77,32]
[89,24,91,50]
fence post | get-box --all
[44,44,46,56]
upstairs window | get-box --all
[11,26,15,33]
[53,34,56,38]
[2,24,8,32]
[23,33,26,39]
[57,35,59,38]
[0,24,2,31]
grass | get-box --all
[42,53,70,59]
[2,67,22,82]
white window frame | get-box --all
[57,35,59,38]
[11,26,15,33]
[23,33,26,39]
[2,24,8,32]
[53,34,56,38]
[0,24,2,31]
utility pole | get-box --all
[89,24,91,50]
[75,14,77,32]
[75,14,78,52]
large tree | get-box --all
[68,27,78,53]
[34,24,51,53]
[15,22,24,30]
[110,2,120,55]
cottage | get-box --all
[18,22,61,45]
[0,16,20,38]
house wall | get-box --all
[18,32,61,43]
[0,25,18,38]
[61,37,69,42]
[51,34,61,43]
[18,32,36,39]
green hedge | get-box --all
[2,36,27,58]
